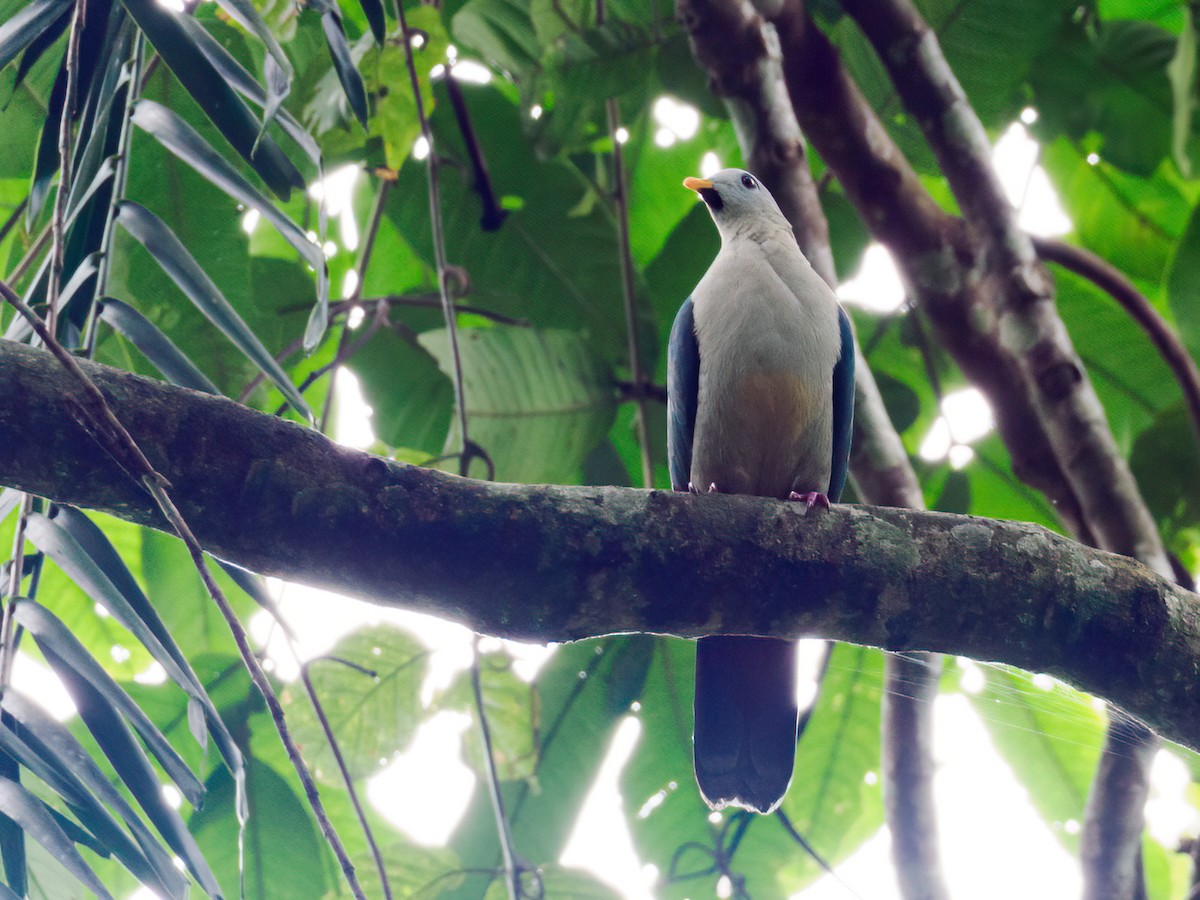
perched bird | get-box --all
[667,168,855,813]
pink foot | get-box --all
[707,483,720,494]
[788,490,831,509]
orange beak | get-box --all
[683,177,714,191]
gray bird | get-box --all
[667,168,855,813]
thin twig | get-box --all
[469,639,534,900]
[594,0,653,488]
[301,658,392,900]
[1033,235,1200,455]
[0,278,369,900]
[392,0,475,476]
[443,67,506,231]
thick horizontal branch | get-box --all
[4,340,1200,749]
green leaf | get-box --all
[9,611,222,897]
[1168,199,1200,361]
[966,665,1105,851]
[130,100,323,272]
[358,0,386,44]
[120,0,304,198]
[447,638,652,894]
[1131,402,1200,541]
[321,9,368,129]
[39,508,246,789]
[190,755,330,900]
[11,600,205,809]
[99,298,221,394]
[483,865,620,899]
[390,83,636,362]
[419,326,618,483]
[0,776,112,900]
[286,625,429,784]
[1167,3,1200,177]
[543,21,657,101]
[451,0,539,81]
[1041,137,1191,284]
[0,706,185,898]
[777,644,884,890]
[347,326,455,454]
[0,0,69,78]
[364,5,449,170]
[441,652,536,781]
[115,200,314,422]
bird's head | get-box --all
[683,168,790,238]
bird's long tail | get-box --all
[693,635,798,813]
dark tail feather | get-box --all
[693,635,798,813]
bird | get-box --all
[667,168,855,814]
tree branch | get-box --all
[4,340,1200,752]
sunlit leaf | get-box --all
[286,625,429,784]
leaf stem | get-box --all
[392,1,474,476]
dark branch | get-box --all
[4,340,1200,753]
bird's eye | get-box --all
[740,174,757,189]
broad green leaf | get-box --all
[1131,402,1200,543]
[543,21,657,101]
[346,326,455,454]
[1041,137,1191,284]
[620,637,714,900]
[115,200,314,421]
[1055,266,1178,449]
[139,531,255,659]
[354,837,461,898]
[419,326,618,483]
[121,0,303,199]
[967,665,1105,852]
[0,776,112,900]
[441,652,536,781]
[778,644,884,889]
[1032,18,1178,176]
[286,625,429,785]
[1168,199,1200,360]
[364,5,449,170]
[390,84,635,362]
[451,0,539,81]
[447,638,652,896]
[190,756,330,900]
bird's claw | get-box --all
[788,490,830,510]
[707,483,720,494]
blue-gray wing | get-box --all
[667,297,700,491]
[828,305,855,502]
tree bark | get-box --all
[3,340,1200,752]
